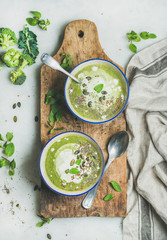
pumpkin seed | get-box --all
[86,76,91,80]
[70,159,75,166]
[47,233,52,239]
[83,89,89,95]
[89,161,95,167]
[83,173,88,177]
[65,169,69,174]
[74,150,80,155]
[82,161,86,167]
[82,83,87,87]
[88,101,92,107]
[13,116,17,122]
[92,155,96,159]
[86,157,90,161]
[12,103,16,109]
[101,90,107,95]
[102,96,106,100]
[99,97,102,102]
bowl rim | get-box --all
[64,58,129,124]
[39,131,105,197]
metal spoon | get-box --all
[82,131,129,209]
[41,53,82,84]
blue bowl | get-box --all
[64,59,129,124]
[40,131,105,197]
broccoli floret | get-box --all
[10,69,26,85]
[19,54,34,70]
[0,28,17,50]
[2,48,22,67]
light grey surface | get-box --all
[0,0,167,239]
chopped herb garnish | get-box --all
[94,84,104,93]
[36,215,53,227]
[69,168,80,174]
[75,158,82,165]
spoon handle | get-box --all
[41,53,81,84]
[82,156,115,209]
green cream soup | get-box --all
[68,64,127,121]
[45,134,103,192]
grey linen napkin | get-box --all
[123,39,167,240]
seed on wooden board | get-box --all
[88,101,92,107]
[86,76,91,80]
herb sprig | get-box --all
[45,90,64,134]
[60,53,72,72]
[36,215,53,227]
[0,132,16,179]
[127,30,157,53]
[26,11,50,30]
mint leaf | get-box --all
[110,180,121,192]
[36,222,44,227]
[6,132,13,142]
[0,158,10,168]
[149,33,157,39]
[129,43,137,53]
[75,158,81,165]
[45,96,56,105]
[49,111,56,123]
[5,143,15,157]
[30,11,41,19]
[0,134,4,141]
[69,168,80,174]
[55,127,64,131]
[26,18,38,26]
[103,194,115,201]
[60,53,72,72]
[10,159,16,170]
[9,169,14,176]
[94,84,104,93]
[127,31,141,42]
[140,32,149,40]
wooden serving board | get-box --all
[40,20,127,218]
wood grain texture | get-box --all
[40,20,127,218]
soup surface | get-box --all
[45,134,103,192]
[67,64,127,121]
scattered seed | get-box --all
[89,161,95,167]
[79,154,83,159]
[99,97,102,102]
[82,161,86,167]
[65,169,69,174]
[87,153,91,157]
[101,91,107,95]
[83,89,89,95]
[17,102,21,108]
[92,155,96,159]
[70,159,75,166]
[13,116,17,122]
[86,76,91,80]
[82,83,87,87]
[12,103,16,109]
[74,150,80,155]
[34,185,40,191]
[16,204,20,208]
[47,234,52,239]
[102,96,106,100]
[88,101,92,107]
[83,173,88,177]
[86,157,90,161]
[35,116,39,122]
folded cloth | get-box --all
[123,39,167,240]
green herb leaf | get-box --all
[6,132,13,142]
[5,143,15,157]
[36,222,45,227]
[75,158,81,165]
[46,121,53,128]
[46,19,50,26]
[45,96,56,105]
[103,194,115,201]
[140,32,150,40]
[9,169,14,176]
[49,111,55,123]
[0,134,5,141]
[55,127,64,131]
[30,11,41,19]
[127,31,141,42]
[0,158,10,168]
[110,180,121,192]
[50,128,54,134]
[94,84,104,93]
[69,168,80,174]
[129,43,137,53]
[149,33,157,39]
[60,53,72,72]
[26,18,38,26]
[56,110,63,122]
[10,159,16,170]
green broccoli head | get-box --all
[2,48,22,68]
[10,69,26,85]
[0,28,17,50]
[19,54,34,70]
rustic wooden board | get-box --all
[40,19,127,218]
